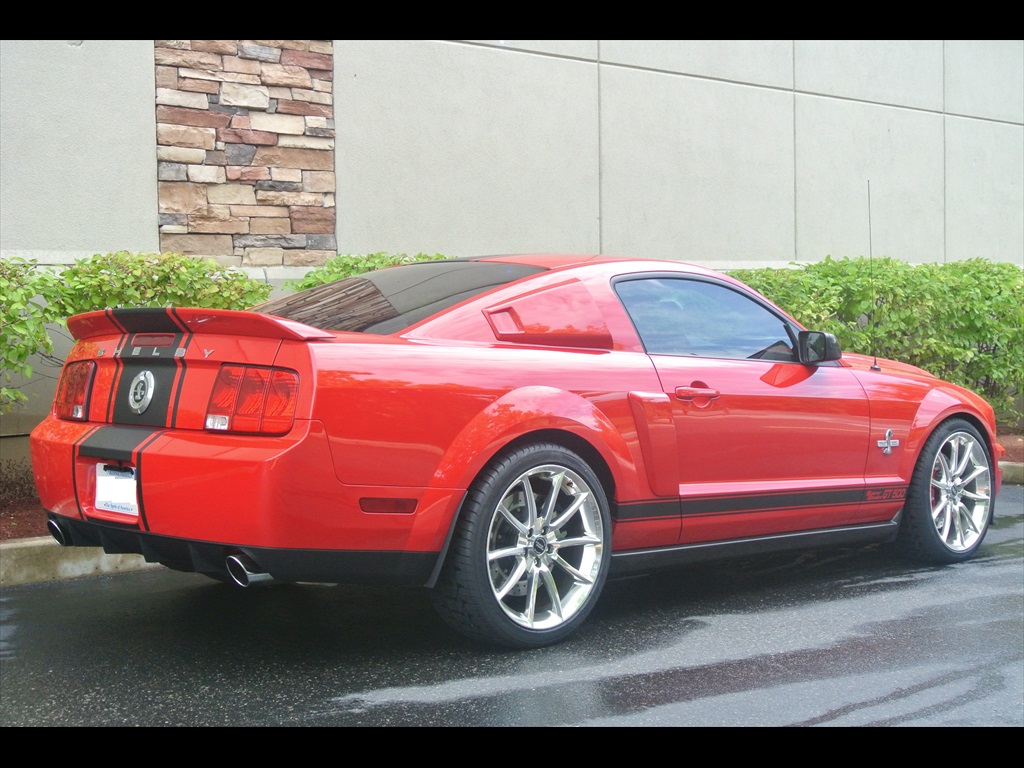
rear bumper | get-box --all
[30,417,462,566]
[45,512,437,586]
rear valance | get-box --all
[68,307,335,342]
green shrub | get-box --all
[44,251,271,318]
[285,252,450,291]
[730,257,1024,424]
[0,258,57,412]
[0,252,271,414]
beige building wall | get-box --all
[1,39,1022,437]
[3,40,1021,268]
[333,40,1023,268]
[0,40,160,261]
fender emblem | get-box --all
[877,429,900,455]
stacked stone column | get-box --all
[154,40,336,267]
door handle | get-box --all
[675,386,720,401]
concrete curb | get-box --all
[1003,460,1024,486]
[3,462,1022,589]
[1,536,159,587]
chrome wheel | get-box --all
[928,430,992,553]
[899,419,993,564]
[432,443,611,648]
[486,464,605,631]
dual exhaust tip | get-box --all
[47,518,274,588]
[47,519,69,547]
[225,553,276,587]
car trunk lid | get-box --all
[63,307,333,431]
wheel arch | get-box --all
[429,385,638,499]
[905,386,1000,482]
[496,428,617,507]
[423,389,629,590]
[908,410,1001,498]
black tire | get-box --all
[432,443,611,649]
[897,419,994,564]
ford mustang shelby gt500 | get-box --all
[31,255,1005,647]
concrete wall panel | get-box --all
[600,67,795,265]
[332,40,600,257]
[0,40,159,260]
[795,40,944,111]
[945,117,1024,263]
[945,40,1024,123]
[795,95,945,263]
[601,40,793,89]
[465,40,598,59]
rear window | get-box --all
[254,260,544,334]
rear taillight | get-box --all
[53,360,96,421]
[205,365,299,435]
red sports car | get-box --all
[30,255,1005,648]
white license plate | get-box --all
[95,465,139,516]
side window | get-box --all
[616,277,796,361]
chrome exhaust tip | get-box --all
[225,553,276,587]
[47,519,69,547]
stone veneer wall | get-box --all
[154,40,336,267]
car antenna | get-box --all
[867,180,881,371]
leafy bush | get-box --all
[0,252,271,414]
[730,257,1024,424]
[0,258,57,412]
[285,252,450,291]
[44,251,271,319]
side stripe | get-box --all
[680,487,866,516]
[614,484,908,522]
[615,499,680,521]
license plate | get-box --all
[95,465,139,516]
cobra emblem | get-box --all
[128,371,155,414]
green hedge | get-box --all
[45,251,272,319]
[4,251,1020,426]
[0,257,56,411]
[730,256,1023,424]
[0,252,271,413]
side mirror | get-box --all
[797,330,842,364]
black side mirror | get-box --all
[797,330,842,364]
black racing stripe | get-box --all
[72,426,103,516]
[111,356,181,427]
[104,330,129,422]
[167,307,192,334]
[680,487,866,516]
[133,430,166,531]
[79,426,163,462]
[614,499,681,521]
[168,309,194,429]
[106,308,129,335]
[109,308,184,334]
[170,359,188,429]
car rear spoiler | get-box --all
[67,307,335,342]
